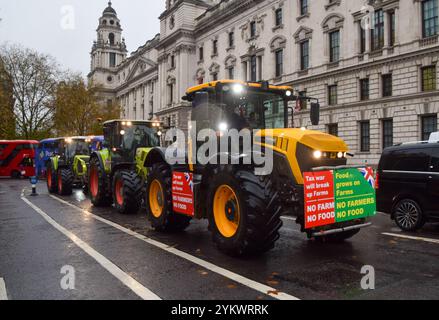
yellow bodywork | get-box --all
[186,80,292,94]
[257,128,349,185]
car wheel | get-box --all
[393,199,425,232]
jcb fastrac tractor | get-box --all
[46,137,93,196]
[143,80,372,257]
[88,120,162,214]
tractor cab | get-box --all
[102,120,162,165]
[58,137,90,163]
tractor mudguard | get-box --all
[144,147,169,168]
[90,149,111,178]
[73,155,90,177]
[50,156,60,172]
[135,147,153,180]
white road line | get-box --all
[382,233,439,244]
[49,195,299,300]
[21,197,161,301]
[281,216,295,221]
[0,278,8,300]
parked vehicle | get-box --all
[0,140,38,178]
[377,133,439,231]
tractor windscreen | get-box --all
[67,140,90,157]
[120,124,160,152]
[221,89,285,130]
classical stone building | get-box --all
[89,0,439,165]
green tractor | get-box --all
[46,137,92,195]
[88,120,162,214]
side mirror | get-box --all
[193,91,209,108]
[310,102,320,126]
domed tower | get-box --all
[89,1,127,99]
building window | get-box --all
[228,32,234,47]
[360,78,370,101]
[360,26,366,54]
[213,40,218,56]
[109,33,115,45]
[300,40,309,70]
[168,84,174,104]
[328,123,339,137]
[275,50,283,77]
[212,73,218,81]
[382,74,393,97]
[298,90,308,110]
[228,67,234,80]
[329,30,340,63]
[250,55,257,81]
[422,0,438,38]
[199,46,204,61]
[275,8,283,26]
[422,115,438,140]
[388,11,396,46]
[250,21,257,38]
[109,53,116,67]
[360,121,371,152]
[300,0,308,16]
[328,84,338,105]
[170,55,175,69]
[382,119,394,149]
[422,65,437,91]
[371,9,384,51]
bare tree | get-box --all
[0,44,61,139]
[0,58,16,139]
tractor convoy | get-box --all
[42,80,376,257]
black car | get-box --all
[377,140,439,231]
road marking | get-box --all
[382,233,439,244]
[49,195,299,300]
[21,197,161,301]
[0,278,8,300]
[281,216,295,221]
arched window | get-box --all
[109,33,115,45]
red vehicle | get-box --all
[0,140,38,178]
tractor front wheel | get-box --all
[145,163,191,232]
[207,166,283,257]
[58,168,73,196]
[89,158,111,207]
[113,170,143,214]
[46,163,57,194]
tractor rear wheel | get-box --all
[113,170,143,214]
[207,166,283,257]
[145,163,191,232]
[89,157,112,207]
[46,163,57,194]
[58,168,73,196]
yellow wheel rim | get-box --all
[149,180,164,218]
[213,185,240,238]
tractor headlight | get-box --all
[285,90,292,97]
[232,84,244,94]
[337,152,344,159]
[65,138,73,144]
[126,121,133,127]
[218,122,228,131]
[120,130,126,136]
[157,131,163,137]
[313,150,323,159]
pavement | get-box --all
[1,178,439,300]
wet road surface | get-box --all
[1,179,438,300]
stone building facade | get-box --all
[89,0,439,165]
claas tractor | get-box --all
[46,137,93,196]
[88,120,162,214]
[142,80,372,257]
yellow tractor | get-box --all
[143,80,371,256]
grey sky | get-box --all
[0,0,164,76]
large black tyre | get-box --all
[88,157,112,207]
[145,163,191,232]
[46,162,58,194]
[314,229,360,243]
[207,166,283,257]
[113,170,143,214]
[393,199,426,232]
[57,168,74,196]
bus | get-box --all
[0,140,38,178]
